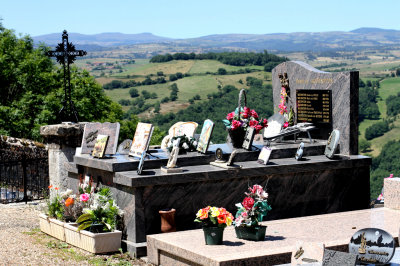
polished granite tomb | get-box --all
[69,139,371,256]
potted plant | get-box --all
[222,89,268,148]
[234,184,271,241]
[64,187,124,253]
[194,206,234,245]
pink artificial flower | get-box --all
[263,119,268,125]
[226,112,235,121]
[377,194,383,201]
[80,193,90,202]
[231,120,241,130]
[386,174,394,178]
[241,212,248,218]
[250,109,258,119]
[241,112,249,119]
[250,185,263,195]
[283,122,289,128]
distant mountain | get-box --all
[33,28,400,53]
[33,32,172,47]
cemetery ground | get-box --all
[0,202,150,265]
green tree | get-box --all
[129,88,139,98]
[359,139,371,153]
[396,68,400,77]
[142,90,151,99]
[217,68,227,75]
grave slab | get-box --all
[147,208,400,265]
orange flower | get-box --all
[48,185,53,189]
[65,197,74,207]
[55,187,59,190]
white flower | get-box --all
[182,143,189,150]
[60,189,73,199]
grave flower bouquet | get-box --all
[167,134,197,153]
[223,107,268,134]
[194,206,234,228]
[76,186,124,233]
[234,184,271,227]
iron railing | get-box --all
[0,140,49,203]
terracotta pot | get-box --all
[159,208,176,233]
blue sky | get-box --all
[2,0,400,38]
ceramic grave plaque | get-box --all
[81,122,120,155]
[263,113,285,139]
[197,119,214,154]
[117,139,132,155]
[272,61,359,155]
[324,130,340,158]
[129,122,154,158]
[322,249,358,266]
[349,228,395,265]
[92,134,109,158]
[161,121,198,149]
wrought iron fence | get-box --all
[0,140,49,203]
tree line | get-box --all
[150,51,287,69]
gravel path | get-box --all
[0,201,150,265]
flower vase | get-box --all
[235,225,267,241]
[227,128,246,148]
[159,208,176,233]
[203,226,224,245]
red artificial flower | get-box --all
[55,187,59,190]
[242,197,255,210]
[243,107,250,114]
[255,125,264,134]
[231,120,241,130]
[241,112,249,119]
[249,120,259,128]
[48,185,53,189]
[263,119,268,125]
[250,109,258,119]
[226,112,235,121]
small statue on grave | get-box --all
[161,138,183,173]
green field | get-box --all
[358,77,400,156]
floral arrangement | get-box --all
[278,87,294,128]
[194,206,234,228]
[234,184,271,227]
[223,107,268,134]
[167,134,197,153]
[76,187,124,232]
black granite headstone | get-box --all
[272,61,359,155]
[349,228,395,265]
[322,249,358,266]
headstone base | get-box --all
[210,161,242,169]
[161,166,183,173]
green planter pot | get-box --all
[235,225,267,241]
[203,226,225,245]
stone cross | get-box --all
[46,30,87,123]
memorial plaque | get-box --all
[297,90,332,125]
[92,134,109,158]
[349,228,395,265]
[81,122,120,155]
[322,249,358,266]
[242,127,255,150]
[117,139,132,155]
[324,130,340,159]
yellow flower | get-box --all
[210,207,220,217]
